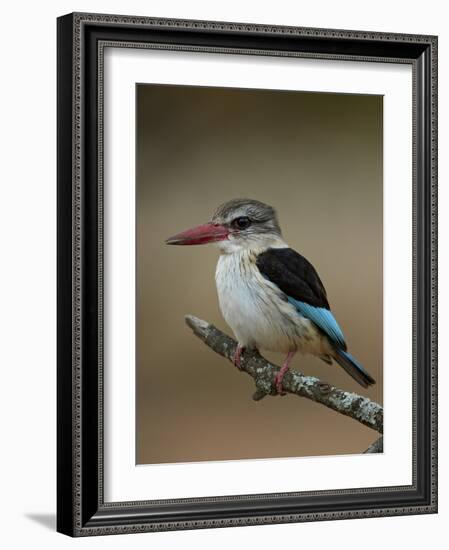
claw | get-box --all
[233,344,245,369]
[275,372,287,396]
[274,351,296,395]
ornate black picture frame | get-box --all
[57,12,437,537]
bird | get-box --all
[166,198,375,395]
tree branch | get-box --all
[185,315,383,434]
[364,436,384,453]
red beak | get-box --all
[165,222,230,246]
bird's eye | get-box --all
[232,216,251,230]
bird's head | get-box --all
[165,198,283,253]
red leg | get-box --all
[275,351,296,395]
[233,344,245,369]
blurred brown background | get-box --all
[136,84,383,464]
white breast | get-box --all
[215,250,323,354]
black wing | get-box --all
[256,247,330,309]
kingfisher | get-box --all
[166,198,375,394]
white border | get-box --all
[104,47,412,502]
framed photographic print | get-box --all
[57,12,438,536]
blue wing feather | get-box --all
[287,297,347,350]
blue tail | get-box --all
[333,349,375,388]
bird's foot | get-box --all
[233,344,245,369]
[274,351,296,396]
[275,371,287,396]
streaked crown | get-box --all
[211,198,282,252]
[213,198,280,233]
